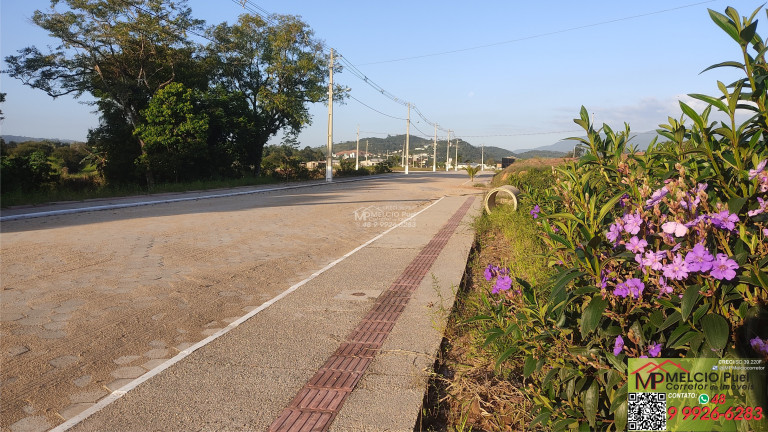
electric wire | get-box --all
[348,95,407,121]
[357,0,718,65]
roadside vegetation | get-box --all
[0,0,369,207]
[421,6,768,431]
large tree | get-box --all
[205,14,339,174]
[3,0,203,186]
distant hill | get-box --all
[2,135,83,144]
[514,131,661,154]
[324,131,665,164]
[323,134,517,164]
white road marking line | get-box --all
[0,174,399,222]
[50,196,446,432]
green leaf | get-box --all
[681,285,702,322]
[689,93,729,113]
[667,323,693,347]
[668,330,699,349]
[701,314,730,350]
[523,354,538,377]
[708,9,740,43]
[741,21,758,45]
[530,410,552,429]
[584,380,599,428]
[614,399,628,432]
[679,101,702,127]
[580,296,607,338]
[649,310,664,328]
[692,304,709,324]
[549,269,584,308]
[728,196,748,214]
[552,418,577,431]
[495,346,518,369]
[658,311,681,332]
[610,384,627,413]
[701,60,746,74]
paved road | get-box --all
[1,172,484,431]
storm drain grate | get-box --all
[268,197,474,431]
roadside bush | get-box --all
[371,160,393,174]
[477,6,768,431]
[1,151,58,193]
[336,158,370,177]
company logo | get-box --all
[631,360,691,390]
[352,205,416,228]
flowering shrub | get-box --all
[476,6,768,431]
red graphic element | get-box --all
[631,359,690,375]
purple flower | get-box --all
[645,187,668,207]
[627,236,648,253]
[661,221,688,237]
[492,275,512,294]
[710,254,738,281]
[663,253,689,280]
[623,212,643,235]
[625,278,645,298]
[613,335,624,356]
[751,337,768,356]
[684,243,714,273]
[620,193,631,208]
[613,282,629,298]
[710,210,739,231]
[530,205,540,219]
[648,342,662,358]
[764,228,768,237]
[749,159,767,180]
[640,250,664,271]
[747,197,767,217]
[484,264,498,281]
[658,277,673,295]
[606,222,622,244]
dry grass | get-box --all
[418,166,559,431]
[419,206,552,431]
[491,157,568,188]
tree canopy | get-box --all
[4,0,334,186]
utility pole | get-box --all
[366,140,369,162]
[405,103,410,175]
[481,143,484,171]
[355,125,359,170]
[445,130,451,172]
[454,138,458,171]
[326,48,334,182]
[432,123,437,172]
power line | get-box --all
[231,0,448,133]
[348,95,407,120]
[456,130,585,138]
[357,0,718,65]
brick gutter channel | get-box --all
[268,196,475,432]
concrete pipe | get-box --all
[484,185,521,213]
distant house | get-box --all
[333,150,371,159]
[303,161,326,170]
[361,158,384,167]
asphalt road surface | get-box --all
[0,172,481,431]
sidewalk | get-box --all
[63,194,479,431]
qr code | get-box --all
[628,392,667,431]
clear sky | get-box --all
[0,0,763,151]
